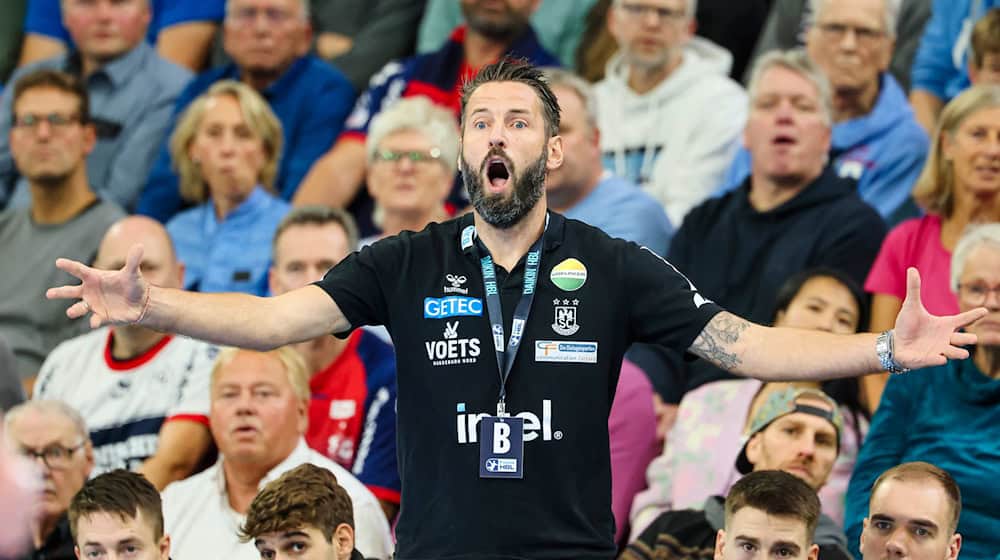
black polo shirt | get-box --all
[317,212,721,559]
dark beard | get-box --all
[462,148,547,230]
[461,1,529,41]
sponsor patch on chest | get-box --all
[534,340,598,363]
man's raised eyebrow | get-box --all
[870,513,896,524]
[909,518,941,531]
[770,540,801,555]
[735,535,761,546]
[280,530,311,539]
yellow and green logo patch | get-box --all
[550,258,587,291]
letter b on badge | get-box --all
[493,422,511,453]
[479,416,524,479]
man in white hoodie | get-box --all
[595,0,747,226]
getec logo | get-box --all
[424,296,483,318]
[455,400,562,444]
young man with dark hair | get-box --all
[240,463,364,560]
[714,470,822,560]
[68,469,169,560]
[51,57,986,558]
[859,462,963,560]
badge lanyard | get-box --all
[470,220,545,417]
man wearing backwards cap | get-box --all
[620,384,852,560]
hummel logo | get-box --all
[444,274,469,294]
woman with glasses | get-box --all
[864,85,1000,409]
[164,80,289,295]
[845,223,1000,559]
[361,96,458,246]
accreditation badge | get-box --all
[479,416,524,479]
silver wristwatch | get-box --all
[876,330,910,375]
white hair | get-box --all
[808,0,901,38]
[366,97,460,174]
[951,224,1000,292]
[225,0,310,21]
[747,48,834,126]
[4,400,89,444]
[541,67,599,131]
[613,0,698,19]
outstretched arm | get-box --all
[690,268,985,381]
[46,245,348,350]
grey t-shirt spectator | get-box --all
[0,199,123,379]
[0,42,192,210]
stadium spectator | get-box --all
[969,8,1000,85]
[18,0,225,72]
[268,207,400,520]
[164,81,290,295]
[596,0,747,226]
[138,0,355,223]
[68,470,170,560]
[747,0,931,91]
[575,0,617,82]
[709,471,827,560]
[292,0,557,235]
[0,0,191,211]
[240,463,368,560]
[161,347,392,559]
[363,97,457,244]
[0,420,38,557]
[846,223,1000,559]
[544,68,673,255]
[864,85,1000,408]
[624,387,851,560]
[0,70,122,384]
[313,1,428,93]
[4,400,94,560]
[667,50,885,394]
[857,462,963,560]
[417,0,596,68]
[33,216,216,489]
[722,0,930,223]
[909,0,999,133]
[630,268,870,535]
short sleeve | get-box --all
[313,237,403,335]
[864,220,916,298]
[166,340,216,422]
[340,59,407,139]
[626,245,723,351]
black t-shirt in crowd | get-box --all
[317,211,722,559]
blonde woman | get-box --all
[863,85,1000,409]
[165,80,290,295]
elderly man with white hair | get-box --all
[845,223,1000,559]
[723,0,929,223]
[3,399,94,559]
[161,346,393,560]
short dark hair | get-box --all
[725,470,821,540]
[870,462,962,533]
[771,267,868,331]
[272,205,360,256]
[12,69,90,124]
[239,464,355,543]
[972,8,1000,69]
[460,57,561,139]
[68,470,164,542]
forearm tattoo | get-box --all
[691,312,749,372]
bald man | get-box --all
[33,216,217,489]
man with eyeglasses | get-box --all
[722,0,929,223]
[0,69,123,390]
[0,0,192,212]
[268,206,401,522]
[138,0,356,224]
[3,399,94,560]
[595,0,747,227]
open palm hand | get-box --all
[45,244,150,329]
